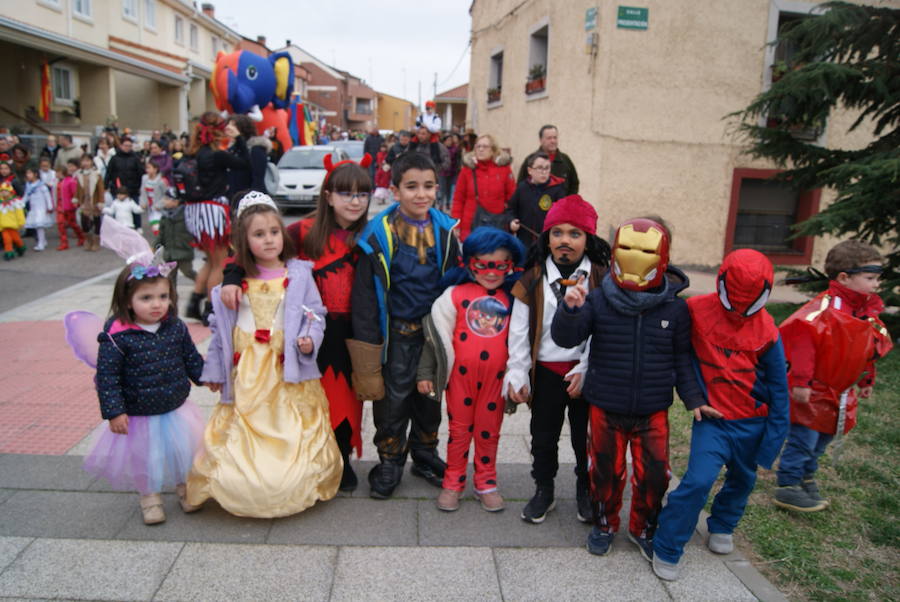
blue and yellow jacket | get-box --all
[350,203,460,361]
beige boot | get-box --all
[176,483,201,513]
[436,488,461,512]
[140,493,166,524]
[475,489,505,512]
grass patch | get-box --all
[667,302,900,601]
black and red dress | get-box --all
[287,218,363,457]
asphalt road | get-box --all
[0,229,124,314]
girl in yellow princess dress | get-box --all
[187,191,342,517]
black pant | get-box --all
[530,363,589,487]
[373,326,442,461]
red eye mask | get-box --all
[468,257,514,278]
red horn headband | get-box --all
[323,153,373,186]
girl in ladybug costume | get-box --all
[417,227,526,512]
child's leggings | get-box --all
[588,407,669,537]
[775,423,833,486]
[442,372,505,493]
[57,209,83,242]
[654,417,763,564]
[1,228,23,252]
[35,228,47,248]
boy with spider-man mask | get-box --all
[652,249,790,581]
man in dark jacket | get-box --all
[516,125,579,196]
[105,136,144,228]
[409,126,449,174]
[362,124,384,181]
[551,217,706,560]
[385,130,411,166]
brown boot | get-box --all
[140,493,166,524]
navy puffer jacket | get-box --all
[551,267,705,415]
[95,315,204,419]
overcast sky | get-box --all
[211,0,472,106]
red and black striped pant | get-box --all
[588,407,670,537]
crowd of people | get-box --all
[3,101,888,585]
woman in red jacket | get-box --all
[451,134,515,240]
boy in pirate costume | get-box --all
[504,195,611,525]
[348,152,461,499]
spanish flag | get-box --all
[39,61,51,121]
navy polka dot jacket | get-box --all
[95,316,204,420]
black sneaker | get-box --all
[587,527,615,556]
[802,476,829,507]
[368,461,403,499]
[521,487,555,524]
[627,531,653,562]
[773,485,827,512]
[576,490,592,523]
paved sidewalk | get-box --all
[0,267,792,601]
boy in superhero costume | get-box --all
[773,240,892,511]
[348,152,461,499]
[652,249,790,581]
[504,195,611,525]
[551,217,706,558]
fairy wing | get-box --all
[63,311,104,369]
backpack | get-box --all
[172,157,204,202]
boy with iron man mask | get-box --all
[551,217,707,560]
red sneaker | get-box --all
[56,243,69,251]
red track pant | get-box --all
[588,406,671,537]
[442,374,505,492]
[57,209,84,246]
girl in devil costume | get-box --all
[219,156,372,491]
[652,249,790,581]
[417,227,526,512]
[551,217,706,560]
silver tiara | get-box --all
[236,191,278,219]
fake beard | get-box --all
[551,243,580,264]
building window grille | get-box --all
[122,0,137,20]
[144,0,156,29]
[488,51,503,103]
[74,0,92,18]
[52,65,74,105]
[527,24,548,95]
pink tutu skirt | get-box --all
[83,400,204,495]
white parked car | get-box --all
[273,145,348,209]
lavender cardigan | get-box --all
[201,258,328,404]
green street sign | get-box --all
[617,6,648,30]
[585,7,598,31]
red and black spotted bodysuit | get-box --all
[442,282,512,493]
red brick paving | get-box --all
[0,320,210,455]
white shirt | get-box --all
[416,111,442,134]
[503,255,592,397]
